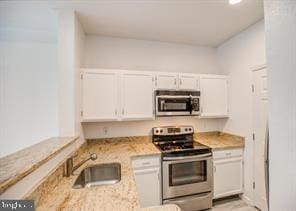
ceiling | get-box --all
[0,0,264,47]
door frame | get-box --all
[250,64,267,208]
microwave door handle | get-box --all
[189,95,193,114]
[160,100,165,111]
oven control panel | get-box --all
[153,126,194,136]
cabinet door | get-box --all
[121,71,154,120]
[82,69,119,121]
[178,74,200,90]
[213,157,243,199]
[134,167,161,207]
[200,75,228,118]
[155,72,178,90]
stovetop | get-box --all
[154,141,209,153]
[152,126,211,155]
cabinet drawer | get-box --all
[213,148,243,160]
[132,155,160,169]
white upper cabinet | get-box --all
[200,75,229,118]
[178,73,200,90]
[81,69,119,122]
[121,71,154,120]
[81,68,229,122]
[155,72,199,91]
[155,72,178,90]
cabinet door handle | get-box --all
[174,78,177,85]
[214,166,216,172]
[115,109,117,115]
[179,79,182,85]
[155,76,157,86]
[122,109,124,115]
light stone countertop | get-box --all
[26,132,244,211]
[194,131,245,149]
[32,136,179,211]
[0,136,79,194]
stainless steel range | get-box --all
[152,126,213,211]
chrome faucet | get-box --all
[65,153,97,177]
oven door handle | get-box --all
[163,153,212,161]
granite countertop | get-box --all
[0,136,79,194]
[25,132,244,210]
[194,131,245,149]
[33,136,181,211]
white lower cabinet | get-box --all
[132,155,161,207]
[213,148,244,199]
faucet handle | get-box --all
[89,153,97,160]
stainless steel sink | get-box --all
[72,163,121,189]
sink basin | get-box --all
[72,163,121,189]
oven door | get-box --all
[162,153,213,199]
[156,96,192,116]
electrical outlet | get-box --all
[103,127,108,135]
[203,121,207,130]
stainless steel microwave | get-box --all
[155,90,200,116]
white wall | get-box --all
[82,35,226,139]
[217,20,266,204]
[0,8,86,157]
[74,12,85,137]
[83,35,220,74]
[57,10,85,138]
[83,118,226,139]
[57,10,76,137]
[264,1,296,211]
[0,30,58,157]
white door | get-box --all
[82,69,119,121]
[252,67,268,211]
[134,167,161,207]
[121,71,154,120]
[213,157,243,199]
[178,74,199,90]
[155,72,178,90]
[200,75,228,117]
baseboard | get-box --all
[241,194,254,206]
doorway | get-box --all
[252,66,268,211]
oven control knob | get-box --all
[189,128,192,131]
[185,128,188,131]
[155,130,159,133]
[160,129,163,133]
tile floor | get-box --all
[211,198,258,211]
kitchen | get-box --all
[0,1,295,211]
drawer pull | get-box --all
[226,153,232,156]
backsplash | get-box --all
[82,117,227,139]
